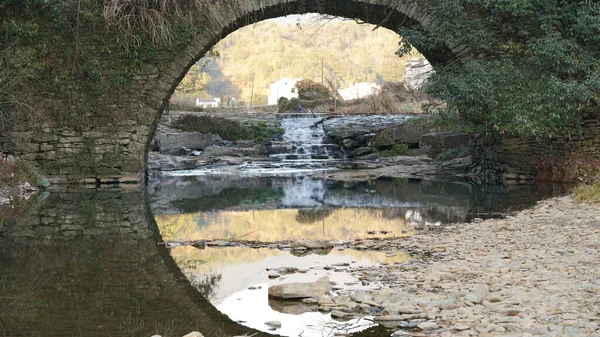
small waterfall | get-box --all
[271,116,342,161]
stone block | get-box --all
[419,132,469,157]
[371,120,431,149]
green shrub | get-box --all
[435,146,470,161]
[170,115,283,141]
[378,143,409,157]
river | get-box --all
[0,115,571,337]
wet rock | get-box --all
[268,272,281,279]
[417,322,438,331]
[270,299,315,315]
[268,276,332,299]
[182,332,205,337]
[384,155,432,166]
[372,288,396,304]
[154,131,218,154]
[273,267,299,274]
[291,239,333,250]
[349,147,372,158]
[342,138,360,149]
[334,295,352,305]
[331,310,349,319]
[419,131,470,157]
[147,153,198,171]
[200,145,259,158]
[318,295,335,306]
[355,153,381,161]
[350,291,373,303]
[339,161,385,170]
[464,293,481,304]
[264,321,281,330]
[191,240,206,249]
[265,142,293,155]
[205,240,231,247]
[373,315,406,321]
[370,119,431,149]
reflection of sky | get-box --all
[281,178,325,207]
[218,286,375,337]
[172,246,404,337]
[172,246,408,303]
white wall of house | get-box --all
[267,78,300,105]
[339,82,380,100]
[404,58,433,90]
[195,97,221,108]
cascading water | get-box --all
[269,116,343,162]
[234,115,344,174]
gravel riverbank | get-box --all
[345,195,600,336]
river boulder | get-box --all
[268,276,332,299]
[370,119,432,149]
[419,132,470,157]
[154,131,219,155]
[147,153,198,171]
[291,238,333,250]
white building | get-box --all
[267,78,300,105]
[339,82,380,100]
[195,97,221,108]
[404,58,433,90]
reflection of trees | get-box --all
[191,273,222,300]
[295,208,332,224]
[170,188,282,213]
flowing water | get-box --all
[0,115,573,337]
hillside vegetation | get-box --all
[173,19,420,106]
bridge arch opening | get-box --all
[142,1,465,178]
[146,4,458,335]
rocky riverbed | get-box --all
[162,195,599,336]
[275,196,600,336]
[147,112,472,180]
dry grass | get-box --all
[0,159,40,188]
[103,0,247,51]
[533,154,600,183]
[573,179,600,203]
[335,81,430,114]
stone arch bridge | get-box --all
[0,0,476,184]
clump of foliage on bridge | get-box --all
[170,114,284,141]
[398,0,600,136]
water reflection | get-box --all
[171,246,408,303]
[0,177,571,337]
[0,188,260,337]
[150,174,570,337]
[150,175,570,242]
[157,208,414,242]
[170,245,406,337]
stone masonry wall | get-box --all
[470,116,600,182]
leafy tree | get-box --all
[176,19,419,105]
[398,0,600,136]
[176,65,212,98]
